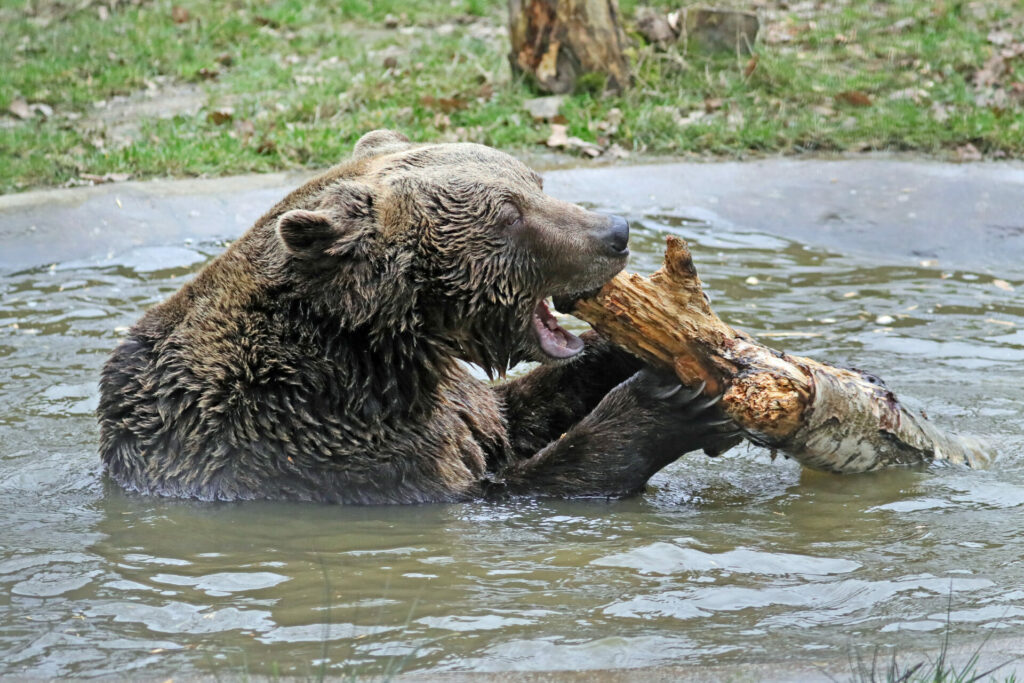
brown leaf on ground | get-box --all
[207,108,234,125]
[973,44,1024,88]
[743,54,759,78]
[704,97,724,112]
[8,99,53,119]
[988,30,1014,46]
[256,138,277,155]
[254,15,280,28]
[196,67,220,80]
[993,279,1015,292]
[836,90,872,107]
[955,143,983,162]
[80,172,131,184]
[545,124,603,157]
[546,123,570,148]
[9,98,32,119]
[888,87,928,103]
[419,95,468,113]
[171,5,189,24]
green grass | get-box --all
[1,0,1022,193]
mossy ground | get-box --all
[1,0,1022,193]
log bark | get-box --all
[507,0,630,94]
[571,237,993,473]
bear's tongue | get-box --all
[532,299,585,359]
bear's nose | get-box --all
[598,215,630,256]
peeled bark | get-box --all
[571,237,993,473]
[507,0,630,94]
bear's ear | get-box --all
[352,129,411,160]
[276,209,339,258]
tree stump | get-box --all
[568,237,993,473]
[507,0,630,94]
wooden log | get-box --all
[570,236,993,473]
[507,0,630,94]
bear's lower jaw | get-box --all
[532,298,585,359]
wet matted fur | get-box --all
[98,130,736,503]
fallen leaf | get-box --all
[993,279,1015,291]
[604,143,630,160]
[988,30,1014,46]
[256,138,277,155]
[207,108,234,125]
[743,54,759,78]
[545,123,603,157]
[836,90,872,107]
[171,5,189,23]
[419,95,468,113]
[80,172,131,184]
[973,44,1024,89]
[676,110,707,127]
[546,123,570,148]
[955,142,982,162]
[8,98,31,119]
[888,87,927,103]
[196,67,219,80]
[704,97,724,112]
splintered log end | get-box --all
[661,236,699,281]
[724,372,809,442]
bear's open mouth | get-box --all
[532,298,585,359]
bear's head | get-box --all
[274,130,629,373]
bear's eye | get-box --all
[499,204,524,231]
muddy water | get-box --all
[2,167,1024,678]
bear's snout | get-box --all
[597,215,630,256]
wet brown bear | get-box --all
[98,130,737,503]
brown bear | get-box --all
[97,130,738,503]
